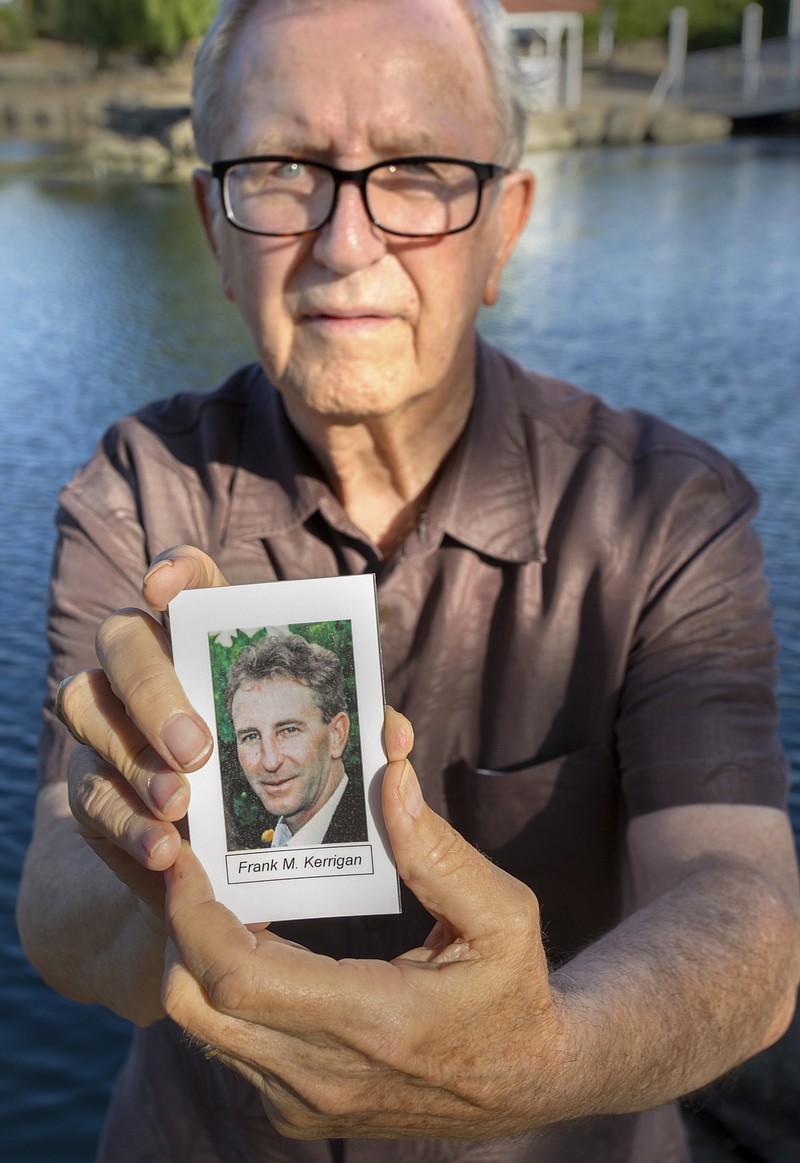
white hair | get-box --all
[191,0,526,167]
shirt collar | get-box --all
[271,774,349,848]
[420,338,545,563]
[224,367,330,544]
[224,340,545,564]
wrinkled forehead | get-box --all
[218,0,500,159]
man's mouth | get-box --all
[300,303,396,326]
[259,775,295,791]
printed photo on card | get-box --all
[169,575,401,924]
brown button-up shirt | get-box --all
[41,339,788,1162]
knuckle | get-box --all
[114,735,154,784]
[160,969,190,1026]
[268,1085,346,1138]
[96,607,147,653]
[424,819,470,879]
[122,659,176,709]
[508,872,539,916]
[500,876,541,941]
[205,962,257,1015]
[96,608,167,680]
[66,752,146,845]
[270,1108,328,1140]
[58,670,95,731]
[75,776,116,831]
[186,546,229,589]
[66,747,106,818]
[309,1083,358,1122]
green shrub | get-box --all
[29,0,60,38]
[0,3,33,52]
[34,0,215,61]
[587,1,791,50]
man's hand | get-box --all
[51,546,800,1125]
[59,547,228,899]
[162,706,563,1141]
[161,769,800,1145]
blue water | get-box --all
[1,137,799,1160]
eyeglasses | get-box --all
[210,155,509,239]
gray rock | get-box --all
[82,129,173,179]
[524,112,578,152]
[649,106,732,144]
[163,116,196,159]
[571,107,608,147]
[104,94,192,141]
[605,106,651,146]
[2,100,19,131]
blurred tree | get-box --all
[31,0,214,61]
[139,0,215,58]
[29,0,62,38]
[585,1,790,49]
[0,0,33,51]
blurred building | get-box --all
[502,2,599,109]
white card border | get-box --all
[169,575,400,923]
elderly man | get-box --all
[225,633,367,848]
[17,1,800,1162]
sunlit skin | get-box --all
[231,678,349,832]
[193,0,534,436]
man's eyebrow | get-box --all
[370,130,441,155]
[244,134,295,154]
[241,130,444,160]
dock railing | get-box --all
[681,37,800,113]
[649,4,800,117]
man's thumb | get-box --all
[382,707,529,943]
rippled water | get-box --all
[1,137,799,1160]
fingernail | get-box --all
[399,762,424,818]
[161,714,211,769]
[143,558,175,586]
[142,825,172,861]
[148,769,188,814]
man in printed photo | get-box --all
[225,633,367,848]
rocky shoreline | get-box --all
[0,40,197,179]
[0,39,733,181]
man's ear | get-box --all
[192,168,236,302]
[482,168,535,308]
[328,712,350,761]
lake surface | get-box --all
[1,137,799,1160]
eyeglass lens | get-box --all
[224,160,482,237]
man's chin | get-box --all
[277,366,431,424]
[264,330,430,420]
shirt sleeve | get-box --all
[38,426,156,788]
[617,454,789,816]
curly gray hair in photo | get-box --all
[224,632,347,725]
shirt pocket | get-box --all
[444,744,623,961]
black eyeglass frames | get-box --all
[210,155,509,239]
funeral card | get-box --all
[169,575,401,924]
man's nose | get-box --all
[311,181,387,274]
[259,737,284,772]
